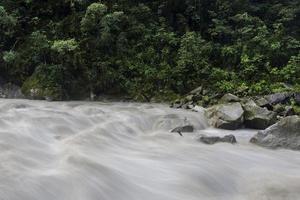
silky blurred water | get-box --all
[0,99,299,200]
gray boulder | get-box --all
[199,134,237,145]
[250,116,300,150]
[219,93,240,103]
[205,102,244,130]
[243,100,277,129]
[265,92,293,105]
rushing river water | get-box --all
[0,99,300,200]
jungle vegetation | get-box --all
[0,0,299,100]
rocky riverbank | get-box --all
[1,78,300,151]
[171,86,300,151]
[0,79,24,99]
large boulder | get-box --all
[264,92,293,105]
[205,102,244,130]
[219,93,240,103]
[250,116,300,150]
[199,134,237,145]
[242,100,277,129]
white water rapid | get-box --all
[0,99,300,200]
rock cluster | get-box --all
[171,87,299,131]
[205,98,279,130]
[250,116,300,150]
[170,87,300,151]
[199,134,237,145]
[170,86,220,109]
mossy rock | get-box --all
[293,105,300,115]
[21,76,63,100]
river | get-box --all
[0,99,299,200]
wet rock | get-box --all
[191,106,206,113]
[219,93,240,103]
[199,134,237,145]
[171,125,194,133]
[170,99,183,108]
[243,100,277,129]
[250,116,300,150]
[205,103,244,130]
[0,83,24,99]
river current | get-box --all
[0,99,299,200]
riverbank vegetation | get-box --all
[0,0,299,100]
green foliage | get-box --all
[81,3,108,33]
[0,0,299,100]
[0,6,17,36]
[22,64,66,100]
[271,53,300,84]
[2,51,17,64]
[51,39,78,54]
[175,32,211,92]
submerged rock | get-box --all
[243,100,277,129]
[171,125,194,136]
[250,116,300,150]
[199,134,237,145]
[205,103,244,130]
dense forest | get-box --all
[0,0,299,100]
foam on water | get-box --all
[0,99,300,200]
